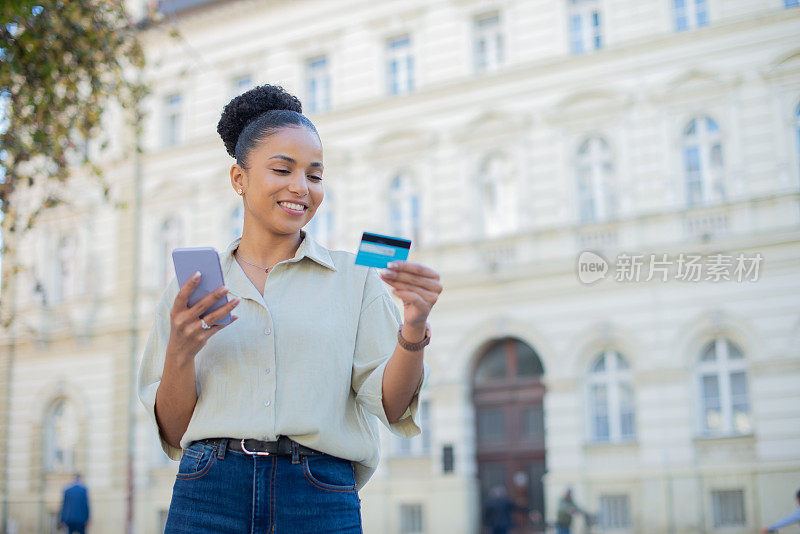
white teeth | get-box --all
[279,202,305,211]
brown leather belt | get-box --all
[199,435,326,457]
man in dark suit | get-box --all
[59,473,90,534]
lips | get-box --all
[278,202,306,215]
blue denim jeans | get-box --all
[164,438,362,533]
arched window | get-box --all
[307,189,335,247]
[158,217,183,288]
[682,116,724,207]
[576,137,615,223]
[388,174,420,242]
[697,338,750,435]
[44,399,78,473]
[587,350,635,442]
[229,204,244,243]
[54,234,78,304]
[477,155,518,237]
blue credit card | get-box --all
[354,232,411,268]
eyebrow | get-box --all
[268,154,323,169]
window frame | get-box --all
[305,55,330,113]
[568,0,603,55]
[673,0,709,32]
[599,493,632,530]
[162,92,183,148]
[476,153,519,237]
[710,489,746,528]
[681,116,725,207]
[473,11,504,74]
[386,35,414,96]
[696,338,751,437]
[576,136,615,223]
[586,350,636,444]
[388,173,421,243]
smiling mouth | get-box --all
[277,201,307,214]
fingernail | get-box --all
[192,271,201,280]
[388,262,398,268]
[219,287,228,295]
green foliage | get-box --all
[0,0,148,236]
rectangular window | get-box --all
[701,374,722,432]
[386,35,414,95]
[729,371,751,434]
[712,489,746,528]
[442,444,454,473]
[673,0,708,31]
[599,494,631,529]
[400,503,424,534]
[473,12,503,74]
[591,383,610,441]
[162,93,182,147]
[569,0,602,55]
[306,56,330,113]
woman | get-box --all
[137,84,440,533]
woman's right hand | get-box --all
[166,272,241,362]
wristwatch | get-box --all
[397,322,431,351]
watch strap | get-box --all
[397,322,431,351]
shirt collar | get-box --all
[221,229,337,275]
[220,229,337,304]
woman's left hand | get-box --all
[379,261,442,327]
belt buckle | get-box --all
[240,439,271,456]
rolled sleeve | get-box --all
[137,282,183,461]
[351,281,430,439]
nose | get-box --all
[287,170,309,196]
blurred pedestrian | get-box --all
[556,488,588,534]
[59,473,89,534]
[761,488,800,532]
[483,485,540,534]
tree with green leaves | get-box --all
[0,0,147,328]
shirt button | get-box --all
[265,368,271,374]
[264,328,271,335]
[264,400,271,407]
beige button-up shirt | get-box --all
[137,229,429,491]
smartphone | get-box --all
[172,247,233,326]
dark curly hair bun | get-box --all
[217,84,304,159]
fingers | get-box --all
[383,279,440,302]
[201,297,241,328]
[173,271,202,312]
[380,268,443,294]
[385,261,440,280]
[190,285,230,317]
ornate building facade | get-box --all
[1,0,799,532]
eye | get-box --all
[272,169,290,174]
[308,175,323,182]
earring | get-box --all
[238,189,243,195]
